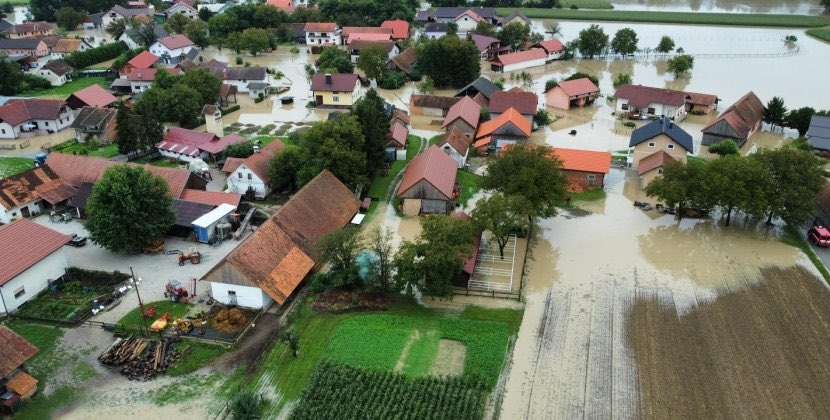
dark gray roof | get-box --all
[200,66,266,81]
[629,117,694,152]
[111,5,152,17]
[287,23,306,38]
[0,19,12,33]
[42,60,74,76]
[246,82,268,90]
[70,182,95,209]
[172,199,216,228]
[87,12,104,27]
[503,10,530,24]
[71,107,115,130]
[185,48,201,60]
[455,77,498,100]
[425,22,448,32]
[0,38,44,50]
[123,24,169,44]
[808,115,830,151]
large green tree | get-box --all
[268,146,303,193]
[165,13,191,34]
[0,61,23,95]
[298,117,368,189]
[240,28,271,56]
[367,227,395,291]
[416,36,480,88]
[356,44,388,80]
[351,89,388,176]
[785,107,816,137]
[499,21,531,52]
[752,148,825,225]
[576,24,608,58]
[705,155,767,226]
[55,7,85,31]
[30,0,120,21]
[763,96,787,130]
[472,193,529,258]
[393,215,475,298]
[106,17,141,40]
[611,28,638,55]
[656,35,675,53]
[644,159,712,219]
[115,101,139,156]
[316,228,365,290]
[86,166,175,252]
[182,68,222,105]
[482,144,567,223]
[185,19,211,49]
[666,54,694,77]
[318,47,354,73]
[318,0,415,26]
[708,139,740,156]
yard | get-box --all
[456,170,482,207]
[51,139,119,158]
[23,77,110,99]
[0,156,35,178]
[364,136,424,222]
[117,299,194,328]
[130,156,183,168]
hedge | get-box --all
[65,41,129,70]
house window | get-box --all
[658,169,663,174]
[667,144,675,149]
[14,286,25,299]
[247,173,252,180]
[648,142,655,148]
[620,103,629,110]
[238,172,242,178]
[647,107,656,114]
[333,95,340,102]
[587,174,596,186]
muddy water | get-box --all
[499,168,816,418]
[610,0,824,15]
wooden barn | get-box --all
[409,94,460,117]
[701,91,764,147]
[397,145,458,215]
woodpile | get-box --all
[98,336,182,381]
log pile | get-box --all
[98,336,182,381]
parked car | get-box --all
[808,225,830,247]
[68,234,87,247]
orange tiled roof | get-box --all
[476,107,531,138]
[549,147,611,174]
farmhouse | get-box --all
[311,73,362,107]
[380,20,410,41]
[49,38,92,58]
[490,48,546,73]
[416,7,499,25]
[101,5,154,29]
[409,95,460,117]
[0,38,48,57]
[398,145,458,215]
[423,22,448,39]
[129,67,182,93]
[149,34,197,64]
[807,115,830,151]
[119,50,160,77]
[436,127,471,168]
[66,84,118,109]
[546,78,599,110]
[348,40,399,64]
[475,107,532,152]
[156,127,247,163]
[163,2,198,20]
[203,170,360,309]
[390,109,410,128]
[0,219,70,314]
[489,87,537,124]
[453,9,482,37]
[304,22,341,46]
[225,140,286,198]
[614,84,687,120]
[629,117,693,169]
[70,107,117,144]
[341,27,392,44]
[684,91,719,114]
[0,166,76,224]
[0,326,39,406]
[36,60,74,87]
[531,39,565,61]
[471,34,507,60]
[1,21,53,38]
[386,122,408,161]
[0,99,75,140]
[387,47,418,77]
[637,150,677,189]
[701,91,764,147]
[455,77,499,107]
[442,96,481,135]
[549,147,612,190]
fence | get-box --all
[593,45,800,61]
[454,287,521,300]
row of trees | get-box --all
[0,61,51,96]
[64,41,128,69]
[29,0,120,21]
[763,96,830,136]
[646,148,824,226]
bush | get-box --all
[221,105,241,115]
[534,109,551,127]
[235,56,243,65]
[378,71,406,89]
[230,390,263,420]
[64,41,128,69]
[225,141,255,158]
[22,74,52,91]
[623,121,636,128]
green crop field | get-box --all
[807,27,830,43]
[496,8,829,28]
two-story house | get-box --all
[101,5,154,29]
[0,99,75,140]
[311,73,362,107]
[304,22,340,46]
[223,140,286,198]
[0,38,48,57]
[129,67,182,93]
[629,116,693,170]
[149,34,197,64]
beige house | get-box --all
[637,150,677,188]
[628,117,693,169]
[310,73,362,107]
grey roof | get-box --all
[172,199,216,228]
[70,182,95,209]
[185,48,201,60]
[0,38,44,50]
[629,117,694,152]
[807,115,830,151]
[287,23,306,38]
[425,22,448,33]
[246,82,268,90]
[111,5,153,17]
[0,19,12,33]
[455,77,498,100]
[87,12,104,27]
[123,24,169,44]
[201,66,266,81]
[71,107,116,130]
[503,10,530,24]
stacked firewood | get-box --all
[99,336,182,381]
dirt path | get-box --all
[394,330,421,372]
[428,339,466,377]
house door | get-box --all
[21,207,30,218]
[228,290,237,306]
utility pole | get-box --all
[129,266,150,336]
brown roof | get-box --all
[3,21,53,35]
[129,67,182,81]
[0,326,39,377]
[702,91,764,140]
[45,153,193,197]
[68,84,117,108]
[41,60,73,76]
[0,99,66,126]
[614,84,686,107]
[492,48,546,66]
[0,165,74,209]
[220,84,238,99]
[310,73,359,92]
[6,371,37,396]
[387,122,408,148]
[489,87,537,115]
[533,39,564,53]
[436,127,471,155]
[684,91,718,107]
[0,219,70,288]
[637,150,677,176]
[442,95,481,129]
[180,189,241,207]
[221,157,245,174]
[126,50,159,69]
[238,139,284,183]
[341,27,392,37]
[304,22,337,32]
[348,40,395,53]
[410,94,460,110]
[391,109,410,126]
[52,38,83,54]
[206,170,359,304]
[157,34,194,50]
[397,145,458,200]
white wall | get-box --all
[501,57,546,73]
[0,200,45,224]
[0,250,67,314]
[38,69,70,86]
[227,163,268,198]
[0,122,20,139]
[209,281,272,309]
[616,99,685,118]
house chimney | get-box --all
[325,73,332,84]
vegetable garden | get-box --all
[289,361,488,420]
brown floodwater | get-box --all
[610,0,824,15]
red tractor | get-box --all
[164,280,190,303]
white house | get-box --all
[0,219,70,315]
[453,9,482,37]
[223,139,285,198]
[0,166,76,224]
[101,5,154,29]
[118,24,169,50]
[424,22,447,40]
[149,34,197,64]
[50,38,92,59]
[206,66,269,93]
[531,39,565,61]
[436,127,471,168]
[0,99,75,140]
[490,48,547,73]
[164,2,198,20]
[37,60,74,87]
[614,84,688,120]
[304,22,340,46]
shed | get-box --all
[546,78,599,110]
[807,115,830,151]
[701,91,764,147]
[397,145,458,215]
[191,203,236,243]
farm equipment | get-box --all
[164,280,191,303]
[142,304,157,319]
[149,312,172,332]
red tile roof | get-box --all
[238,139,285,183]
[0,219,69,287]
[476,107,531,138]
[387,122,408,148]
[492,48,546,66]
[455,9,482,22]
[0,99,66,126]
[684,91,718,107]
[637,150,677,176]
[397,145,458,200]
[0,326,39,378]
[341,27,392,37]
[156,127,217,157]
[157,34,194,50]
[614,84,686,107]
[347,33,391,43]
[442,96,481,130]
[702,91,764,140]
[380,20,409,39]
[127,50,159,69]
[304,22,337,32]
[549,147,611,174]
[221,157,245,174]
[555,77,599,97]
[180,189,241,207]
[129,67,181,81]
[489,87,537,115]
[0,166,73,210]
[533,39,564,53]
[310,73,358,92]
[267,0,295,11]
[199,133,247,155]
[68,84,117,108]
[436,127,471,155]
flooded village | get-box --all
[1,0,830,419]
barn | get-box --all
[397,145,458,215]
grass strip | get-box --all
[806,27,830,43]
[782,225,830,283]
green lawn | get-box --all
[131,156,183,167]
[568,188,606,202]
[6,0,29,5]
[496,8,829,28]
[117,300,193,328]
[23,77,110,99]
[559,0,613,9]
[166,342,230,377]
[53,140,119,158]
[456,170,482,207]
[807,27,830,43]
[0,156,35,178]
[407,135,421,159]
